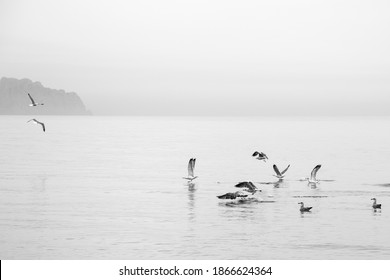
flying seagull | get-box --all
[235,181,260,194]
[252,151,268,162]
[27,119,45,132]
[273,164,290,179]
[307,164,321,183]
[27,93,44,107]
[217,191,248,200]
[371,198,382,209]
[298,202,312,212]
[183,158,197,182]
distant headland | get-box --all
[0,77,91,115]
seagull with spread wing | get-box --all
[307,164,321,183]
[217,191,248,200]
[235,181,260,194]
[27,119,46,132]
[183,158,197,182]
[252,151,268,162]
[27,93,44,107]
[272,164,290,179]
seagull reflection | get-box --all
[187,182,196,222]
[187,181,196,190]
[257,179,285,188]
[272,179,284,188]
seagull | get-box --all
[252,151,268,162]
[273,164,290,179]
[217,191,248,200]
[183,158,197,182]
[235,181,260,194]
[27,93,44,106]
[27,119,45,132]
[298,202,312,212]
[306,164,321,183]
[371,198,382,209]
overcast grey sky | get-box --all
[1,0,389,115]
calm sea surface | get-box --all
[0,116,390,259]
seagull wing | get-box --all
[281,164,290,175]
[217,192,235,199]
[217,192,247,199]
[252,151,259,157]
[27,93,35,103]
[235,182,249,188]
[191,158,196,174]
[273,165,282,176]
[310,165,321,181]
[188,158,194,177]
[248,182,258,192]
[262,152,268,159]
[35,120,45,132]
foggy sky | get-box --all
[1,0,389,115]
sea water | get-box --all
[0,115,389,259]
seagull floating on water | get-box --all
[27,119,45,132]
[183,158,197,182]
[298,202,312,212]
[371,198,382,209]
[27,93,44,107]
[217,191,248,200]
[252,151,268,162]
[235,181,260,194]
[273,164,290,179]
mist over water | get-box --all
[0,116,389,259]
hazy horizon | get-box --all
[1,0,389,115]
